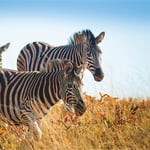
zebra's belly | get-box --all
[0,106,22,125]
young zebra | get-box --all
[0,60,86,139]
[17,29,105,81]
[0,43,10,69]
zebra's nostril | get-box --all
[74,105,86,116]
[94,74,104,81]
[94,68,104,81]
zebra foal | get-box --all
[0,60,86,139]
[17,29,105,81]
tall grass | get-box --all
[0,93,150,150]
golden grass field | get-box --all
[0,93,150,150]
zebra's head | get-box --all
[72,30,105,81]
[43,59,86,116]
[0,43,10,54]
[60,61,86,116]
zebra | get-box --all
[0,43,10,69]
[0,60,86,139]
[17,29,105,81]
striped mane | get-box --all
[42,59,82,87]
[41,59,65,72]
[68,29,96,46]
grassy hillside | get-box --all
[0,93,150,150]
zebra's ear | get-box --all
[64,62,73,76]
[40,62,49,72]
[75,65,82,75]
[40,65,47,72]
[95,32,105,44]
[0,42,10,52]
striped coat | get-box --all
[0,60,86,139]
[17,29,105,81]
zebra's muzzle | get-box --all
[94,68,104,81]
[74,102,86,116]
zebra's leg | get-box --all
[29,121,42,140]
[20,110,42,140]
[36,118,43,126]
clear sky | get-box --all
[0,0,150,98]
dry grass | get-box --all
[0,93,150,150]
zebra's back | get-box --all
[17,41,54,71]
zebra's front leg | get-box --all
[20,110,42,140]
[28,120,42,140]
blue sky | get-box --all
[0,0,150,98]
[1,0,150,22]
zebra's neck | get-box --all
[27,71,63,109]
[43,44,85,68]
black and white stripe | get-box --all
[17,29,105,81]
[0,60,86,139]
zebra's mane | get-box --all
[41,59,82,87]
[42,59,65,72]
[68,29,96,46]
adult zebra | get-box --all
[0,43,10,69]
[17,29,105,81]
[0,60,86,139]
